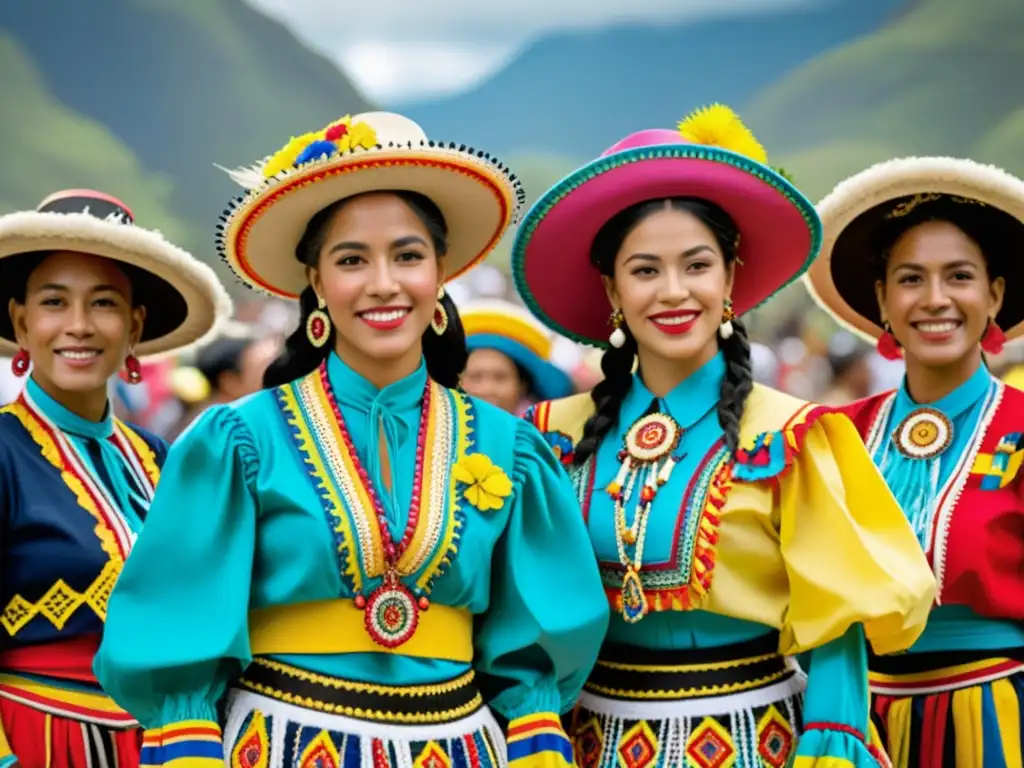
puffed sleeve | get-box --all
[473,419,609,768]
[94,405,259,766]
[776,412,933,766]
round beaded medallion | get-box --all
[894,408,954,460]
[363,583,420,648]
[625,413,681,462]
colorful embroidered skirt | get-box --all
[570,635,805,768]
[870,650,1024,767]
[223,658,507,767]
[0,672,141,768]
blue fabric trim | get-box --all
[467,334,573,401]
[140,740,223,763]
[732,430,789,481]
[507,733,574,762]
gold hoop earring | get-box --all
[431,301,448,335]
[307,295,331,348]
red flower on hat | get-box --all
[325,123,349,141]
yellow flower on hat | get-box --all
[262,130,324,178]
[340,120,378,152]
[453,453,513,512]
[678,104,768,165]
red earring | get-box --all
[11,349,29,377]
[876,324,902,361]
[981,319,1006,355]
[125,354,142,385]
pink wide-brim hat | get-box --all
[511,128,821,347]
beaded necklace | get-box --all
[318,363,433,648]
[606,410,684,623]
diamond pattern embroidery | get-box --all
[414,741,451,768]
[756,706,794,768]
[298,730,341,768]
[574,717,605,768]
[617,721,658,768]
[685,718,736,768]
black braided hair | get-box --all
[263,190,467,389]
[572,198,753,465]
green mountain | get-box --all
[0,0,373,281]
[748,0,1024,201]
[0,33,191,245]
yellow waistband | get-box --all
[248,598,474,662]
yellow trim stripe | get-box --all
[248,597,473,662]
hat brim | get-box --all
[219,149,521,299]
[0,211,232,358]
[511,144,821,347]
[807,156,1024,342]
[467,334,575,401]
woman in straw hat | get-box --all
[0,189,231,768]
[460,298,575,416]
[94,112,608,767]
[807,157,1024,767]
[514,105,937,767]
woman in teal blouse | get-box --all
[94,112,609,768]
[516,106,936,767]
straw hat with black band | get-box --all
[216,111,524,299]
[806,157,1024,346]
[0,189,233,358]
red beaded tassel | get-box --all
[876,328,902,361]
[981,320,1006,355]
[125,354,143,384]
[11,349,29,377]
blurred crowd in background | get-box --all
[5,262,1024,439]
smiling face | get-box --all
[876,219,1004,371]
[9,251,145,399]
[603,205,734,376]
[308,192,444,380]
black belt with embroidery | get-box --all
[238,658,484,724]
[585,631,792,700]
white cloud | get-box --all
[244,0,819,102]
[340,41,516,103]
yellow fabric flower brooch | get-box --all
[261,115,379,179]
[453,453,512,512]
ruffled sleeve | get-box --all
[473,419,609,768]
[94,405,260,766]
[738,410,932,766]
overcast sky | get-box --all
[243,0,816,104]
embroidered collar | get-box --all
[25,376,113,439]
[619,352,725,435]
[893,362,993,424]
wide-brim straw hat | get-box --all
[806,156,1024,342]
[0,189,232,357]
[216,112,525,299]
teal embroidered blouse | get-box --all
[873,362,1024,653]
[527,352,937,768]
[94,353,609,757]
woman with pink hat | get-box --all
[807,157,1024,767]
[515,105,936,766]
